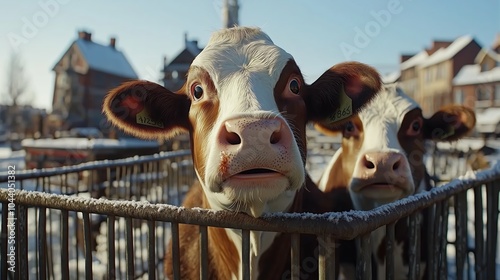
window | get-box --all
[495,85,500,101]
[477,87,491,101]
[454,89,464,104]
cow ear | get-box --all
[303,61,381,124]
[423,105,476,141]
[313,122,343,136]
[103,80,191,139]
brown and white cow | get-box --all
[103,26,382,279]
[314,84,476,279]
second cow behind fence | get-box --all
[314,84,476,279]
[103,26,382,279]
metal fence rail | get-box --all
[0,150,499,279]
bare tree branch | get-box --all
[5,52,31,107]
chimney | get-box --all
[78,31,92,41]
[184,32,188,45]
[110,37,116,48]
[400,54,415,63]
[426,40,452,55]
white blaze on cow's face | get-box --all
[349,86,420,209]
[187,28,305,217]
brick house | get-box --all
[50,31,138,133]
[453,35,500,134]
[398,36,482,116]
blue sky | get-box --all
[0,0,499,111]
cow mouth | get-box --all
[355,182,408,199]
[231,168,283,179]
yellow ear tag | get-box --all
[136,109,164,128]
[327,87,352,123]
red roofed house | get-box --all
[50,31,138,134]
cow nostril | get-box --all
[363,157,375,169]
[393,160,401,171]
[270,131,281,144]
[226,132,241,145]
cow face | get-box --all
[316,85,476,210]
[103,27,382,217]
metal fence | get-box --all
[0,148,499,280]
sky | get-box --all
[0,0,499,111]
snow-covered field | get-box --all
[1,135,499,279]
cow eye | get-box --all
[191,84,204,100]
[343,121,358,137]
[289,79,300,94]
[407,118,422,136]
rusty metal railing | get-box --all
[0,149,499,279]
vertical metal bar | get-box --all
[83,212,93,280]
[290,233,300,280]
[199,225,208,280]
[1,202,7,279]
[356,234,372,280]
[61,210,70,280]
[148,220,156,280]
[486,181,499,279]
[19,204,29,279]
[473,185,485,280]
[171,222,181,280]
[46,177,54,280]
[38,207,47,280]
[318,234,335,280]
[455,192,468,280]
[107,215,116,280]
[408,213,421,280]
[241,229,251,280]
[432,202,443,280]
[439,199,449,280]
[427,204,436,280]
[386,222,395,280]
[125,217,134,279]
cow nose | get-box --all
[361,152,405,175]
[219,117,288,148]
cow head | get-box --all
[103,27,382,217]
[315,85,476,210]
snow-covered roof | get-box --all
[400,50,429,70]
[75,38,138,79]
[421,35,474,68]
[476,108,500,126]
[21,138,159,150]
[475,48,500,64]
[453,65,500,85]
[382,71,400,84]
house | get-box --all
[453,34,500,135]
[161,33,202,91]
[398,36,482,115]
[50,31,138,133]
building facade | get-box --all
[51,31,138,133]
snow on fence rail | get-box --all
[0,149,499,279]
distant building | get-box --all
[50,31,138,132]
[161,33,202,91]
[453,34,500,135]
[398,36,482,115]
[161,0,239,90]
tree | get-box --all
[4,51,32,106]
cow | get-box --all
[314,84,476,279]
[103,26,382,279]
